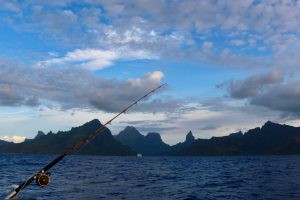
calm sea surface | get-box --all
[0,154,299,200]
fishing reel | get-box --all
[35,172,51,187]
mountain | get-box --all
[34,131,46,140]
[185,131,195,144]
[114,126,144,150]
[170,131,195,153]
[0,119,134,156]
[1,121,299,156]
[175,121,300,156]
[0,139,10,146]
[115,126,170,155]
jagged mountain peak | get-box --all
[34,131,45,139]
[229,131,243,138]
[261,121,286,132]
[230,130,243,135]
[185,131,195,143]
[69,119,102,133]
[85,119,101,126]
[263,120,277,127]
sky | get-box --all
[1,0,300,145]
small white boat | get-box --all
[137,153,142,158]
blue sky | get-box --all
[1,0,300,144]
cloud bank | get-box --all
[220,70,300,117]
[219,71,283,99]
[0,59,168,112]
[0,135,25,143]
[2,0,300,69]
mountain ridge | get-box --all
[0,120,300,156]
[0,119,134,155]
[115,126,170,155]
[175,121,300,156]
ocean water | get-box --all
[0,154,300,200]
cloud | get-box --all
[0,135,26,143]
[31,8,77,35]
[37,49,118,70]
[38,48,158,70]
[250,81,300,115]
[219,71,283,99]
[127,71,164,87]
[0,59,169,112]
[1,2,21,13]
[202,41,214,50]
[4,0,300,70]
[218,71,300,117]
[0,87,24,106]
[199,124,219,131]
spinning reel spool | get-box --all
[35,172,51,187]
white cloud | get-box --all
[37,48,158,70]
[127,71,164,88]
[0,135,25,143]
[37,49,118,70]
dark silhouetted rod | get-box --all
[4,83,166,199]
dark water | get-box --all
[0,154,300,200]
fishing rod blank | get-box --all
[4,83,166,200]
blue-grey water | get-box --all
[0,154,299,200]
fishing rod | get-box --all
[4,83,166,200]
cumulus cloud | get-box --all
[218,71,300,116]
[250,81,300,115]
[3,0,300,70]
[0,135,25,143]
[0,59,167,112]
[219,71,283,99]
